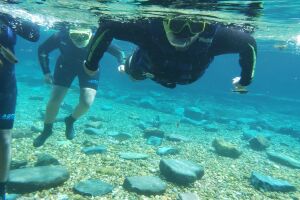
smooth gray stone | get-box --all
[174,107,185,116]
[7,166,70,194]
[249,136,270,151]
[242,129,272,141]
[203,124,218,132]
[73,179,113,196]
[34,153,60,167]
[119,152,148,160]
[267,151,300,169]
[146,136,163,146]
[250,171,296,192]
[180,117,206,126]
[212,138,242,158]
[12,130,33,139]
[143,128,165,138]
[6,194,20,200]
[160,159,204,185]
[10,160,27,170]
[157,147,179,156]
[108,131,132,141]
[101,104,113,111]
[82,146,107,155]
[183,107,206,121]
[60,102,73,112]
[166,134,189,142]
[178,192,199,200]
[138,97,157,110]
[84,128,103,136]
[123,176,166,195]
[30,125,42,133]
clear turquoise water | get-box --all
[2,1,300,199]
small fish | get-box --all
[0,43,18,64]
[176,121,180,128]
[273,44,288,50]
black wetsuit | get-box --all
[38,29,126,90]
[85,18,257,88]
[0,13,39,129]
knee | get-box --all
[80,97,93,109]
[0,130,12,149]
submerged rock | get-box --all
[203,123,218,132]
[8,166,69,193]
[277,127,300,138]
[146,136,163,146]
[101,104,113,111]
[143,128,165,138]
[123,176,166,195]
[183,107,206,121]
[250,171,296,192]
[212,138,242,158]
[30,125,42,133]
[159,159,204,185]
[267,151,300,169]
[82,146,107,155]
[242,129,272,141]
[10,160,27,170]
[5,194,20,200]
[157,147,179,156]
[29,96,44,101]
[178,192,200,200]
[34,153,60,167]
[108,131,132,141]
[73,179,113,196]
[166,134,189,142]
[84,128,103,136]
[249,136,270,151]
[119,152,149,160]
[84,121,102,129]
[180,117,206,126]
[12,130,33,139]
[138,97,157,110]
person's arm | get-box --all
[85,19,147,75]
[3,14,40,42]
[38,33,61,75]
[210,26,257,87]
[106,44,126,65]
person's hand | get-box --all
[83,61,98,76]
[142,72,155,79]
[232,76,248,94]
[44,73,53,85]
[118,64,125,73]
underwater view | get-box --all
[0,0,300,199]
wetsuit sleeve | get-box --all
[0,13,40,42]
[85,20,147,71]
[38,33,61,74]
[210,26,257,86]
[106,44,126,65]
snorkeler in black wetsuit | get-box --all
[0,12,39,200]
[84,17,256,92]
[33,28,126,147]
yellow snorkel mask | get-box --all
[69,28,92,48]
[163,17,207,49]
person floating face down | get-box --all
[0,13,40,200]
[33,27,126,148]
[84,16,257,92]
